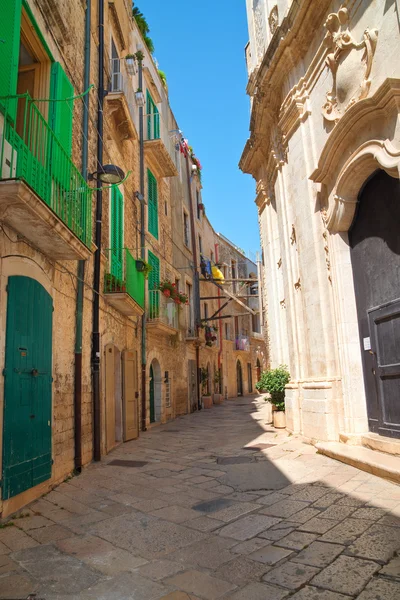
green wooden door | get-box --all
[148,251,160,319]
[149,365,155,423]
[2,276,53,499]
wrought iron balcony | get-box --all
[147,289,178,334]
[0,94,92,260]
[104,248,145,317]
[106,58,137,140]
[144,112,178,178]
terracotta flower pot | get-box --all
[273,411,286,429]
[213,393,223,405]
[202,395,212,409]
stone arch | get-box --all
[325,139,400,232]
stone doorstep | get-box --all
[316,442,400,485]
[361,433,400,457]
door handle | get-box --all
[31,369,39,377]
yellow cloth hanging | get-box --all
[212,266,224,282]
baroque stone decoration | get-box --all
[271,127,288,167]
[253,0,265,62]
[322,6,378,123]
[268,5,279,34]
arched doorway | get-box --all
[256,358,261,383]
[236,360,243,396]
[350,169,400,439]
[149,359,162,424]
[206,362,211,396]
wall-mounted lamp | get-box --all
[135,191,146,204]
[135,90,145,107]
[89,164,125,184]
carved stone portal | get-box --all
[322,6,378,123]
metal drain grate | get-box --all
[217,456,254,465]
[107,459,148,467]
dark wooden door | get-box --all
[350,170,400,438]
[3,276,53,499]
[149,365,155,423]
[236,361,243,396]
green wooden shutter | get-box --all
[147,169,158,239]
[0,0,22,122]
[148,251,160,319]
[50,62,74,156]
[146,90,159,139]
[111,185,123,281]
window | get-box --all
[224,323,229,340]
[186,283,194,334]
[110,37,120,91]
[183,211,190,247]
[175,278,180,292]
[198,235,202,254]
[146,90,159,139]
[196,189,201,219]
[148,251,160,318]
[231,260,237,293]
[147,169,158,239]
[204,303,208,320]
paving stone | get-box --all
[350,506,386,520]
[150,505,201,524]
[378,513,400,527]
[257,492,289,506]
[13,515,53,530]
[169,536,236,569]
[11,544,101,595]
[183,516,224,532]
[249,544,294,565]
[136,559,185,581]
[220,461,290,492]
[165,569,236,599]
[320,518,379,545]
[260,499,309,518]
[69,571,170,600]
[225,581,289,600]
[311,492,344,509]
[288,587,351,600]
[28,524,73,544]
[298,516,338,535]
[318,504,357,520]
[0,526,39,551]
[289,486,330,503]
[275,530,317,551]
[263,560,320,590]
[89,512,205,560]
[231,537,271,555]
[0,572,39,598]
[310,555,380,596]
[159,593,200,600]
[357,577,400,599]
[336,496,366,507]
[292,541,344,568]
[211,501,260,522]
[345,523,400,563]
[214,556,269,586]
[379,555,400,579]
[0,540,10,555]
[287,507,322,524]
[218,514,281,540]
[0,553,22,574]
[258,520,299,541]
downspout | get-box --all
[92,0,104,462]
[137,52,147,432]
[74,0,91,473]
[215,242,223,387]
[185,153,201,410]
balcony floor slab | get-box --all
[104,292,144,317]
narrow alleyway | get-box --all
[1,396,399,600]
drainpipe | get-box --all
[74,0,91,472]
[91,0,104,462]
[137,52,147,432]
[215,241,223,388]
[185,153,201,410]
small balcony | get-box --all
[186,323,198,341]
[0,95,92,260]
[144,112,178,178]
[235,335,250,352]
[147,290,178,335]
[105,59,137,141]
[104,248,145,317]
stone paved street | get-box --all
[1,396,400,599]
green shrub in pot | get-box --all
[255,365,290,411]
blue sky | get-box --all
[142,1,259,256]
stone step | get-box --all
[361,432,400,457]
[316,442,400,485]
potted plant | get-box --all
[125,54,136,76]
[135,259,152,279]
[213,368,223,405]
[201,367,212,409]
[159,280,176,300]
[255,365,290,428]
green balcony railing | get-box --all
[104,247,145,309]
[0,94,92,248]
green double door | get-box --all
[2,276,53,499]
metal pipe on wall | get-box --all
[91,0,104,462]
[74,0,91,472]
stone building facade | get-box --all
[0,0,267,516]
[241,0,400,445]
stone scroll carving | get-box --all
[322,6,378,123]
[268,5,279,34]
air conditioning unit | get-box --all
[0,114,17,179]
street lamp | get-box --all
[89,164,125,184]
